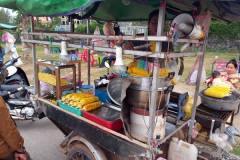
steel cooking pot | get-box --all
[107,76,171,108]
[200,91,240,111]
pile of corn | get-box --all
[61,93,101,111]
[204,85,231,98]
[128,66,151,77]
[127,61,170,78]
[159,68,169,78]
[38,72,68,86]
[127,61,150,77]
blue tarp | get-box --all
[0,23,17,30]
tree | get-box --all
[0,9,11,24]
[48,17,61,30]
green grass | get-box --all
[180,51,238,82]
[232,146,240,156]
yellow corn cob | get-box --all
[62,93,93,102]
[159,68,169,77]
[129,67,150,77]
[170,78,177,85]
[204,85,230,98]
[82,101,101,111]
[79,96,99,106]
[49,99,57,105]
[38,72,68,86]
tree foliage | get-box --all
[75,20,103,34]
[209,20,240,39]
[0,9,11,24]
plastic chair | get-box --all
[168,92,189,124]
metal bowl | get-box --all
[107,78,123,106]
[200,91,240,111]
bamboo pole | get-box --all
[22,39,199,58]
[188,11,212,142]
[87,19,91,85]
[21,32,202,44]
[148,2,166,159]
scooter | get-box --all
[0,57,44,120]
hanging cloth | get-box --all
[186,55,206,85]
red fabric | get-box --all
[79,49,97,66]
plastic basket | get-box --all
[57,100,82,116]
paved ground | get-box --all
[17,118,66,160]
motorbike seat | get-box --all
[8,99,31,106]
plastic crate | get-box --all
[83,104,122,131]
[57,100,82,116]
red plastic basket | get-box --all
[83,105,123,131]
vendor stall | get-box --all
[1,0,240,159]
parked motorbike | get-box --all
[0,57,44,120]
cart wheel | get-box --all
[67,143,96,160]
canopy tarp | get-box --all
[0,0,101,16]
[0,23,16,30]
[0,0,239,22]
[90,0,240,21]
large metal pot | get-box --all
[200,91,240,111]
[126,76,170,109]
[126,88,168,109]
[129,76,170,91]
[107,76,171,109]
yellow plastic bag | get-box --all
[183,96,193,120]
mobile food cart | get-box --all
[1,0,240,159]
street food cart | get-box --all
[0,0,240,159]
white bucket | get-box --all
[168,137,198,160]
[130,108,165,142]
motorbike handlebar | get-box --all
[0,84,25,92]
[0,85,25,100]
[2,57,21,69]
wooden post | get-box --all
[87,19,91,85]
[72,65,77,92]
[31,16,38,95]
[70,16,75,33]
[55,67,61,99]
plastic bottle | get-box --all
[168,137,198,160]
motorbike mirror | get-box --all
[4,57,21,66]
[104,62,111,69]
[17,87,24,91]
